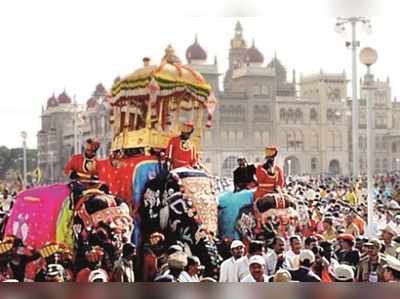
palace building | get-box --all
[37,21,400,181]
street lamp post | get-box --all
[359,46,378,237]
[21,131,28,188]
[49,151,55,183]
[335,17,372,178]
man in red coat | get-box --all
[165,122,198,170]
[253,146,285,232]
[64,138,101,180]
[254,146,285,201]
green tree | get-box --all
[0,146,38,180]
[0,146,12,179]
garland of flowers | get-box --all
[113,84,210,106]
[113,89,210,109]
[112,74,211,103]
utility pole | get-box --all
[21,131,28,187]
[359,47,378,237]
[335,17,372,178]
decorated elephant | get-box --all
[4,184,74,250]
[68,180,133,271]
[218,189,298,243]
[2,179,134,275]
[139,167,222,280]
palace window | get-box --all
[280,108,287,122]
[310,108,318,121]
[295,108,303,123]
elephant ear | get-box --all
[159,205,169,230]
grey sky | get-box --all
[0,0,397,148]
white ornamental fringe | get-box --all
[112,86,208,104]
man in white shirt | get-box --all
[219,240,245,282]
[233,240,264,282]
[285,235,302,270]
[180,256,201,282]
[241,255,269,282]
[265,237,286,276]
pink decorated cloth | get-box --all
[5,184,70,249]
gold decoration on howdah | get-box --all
[110,45,217,152]
[162,44,181,64]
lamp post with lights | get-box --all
[21,131,28,187]
[359,46,378,237]
[335,17,372,177]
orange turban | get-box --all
[85,138,100,152]
[265,145,278,158]
[181,122,195,134]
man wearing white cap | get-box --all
[219,240,244,282]
[154,251,188,282]
[88,269,110,282]
[232,240,265,282]
[180,256,201,282]
[383,255,400,282]
[331,264,355,282]
[289,250,321,282]
[381,224,399,257]
[241,255,269,282]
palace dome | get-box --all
[57,90,72,104]
[86,97,97,109]
[246,40,264,64]
[186,35,207,63]
[46,94,59,108]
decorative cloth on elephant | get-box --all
[39,242,65,259]
[171,168,218,234]
[218,190,253,240]
[75,190,132,234]
[0,237,14,255]
[4,184,71,249]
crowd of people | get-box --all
[217,155,400,283]
[1,132,400,282]
[0,170,400,282]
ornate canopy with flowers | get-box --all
[110,45,217,152]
